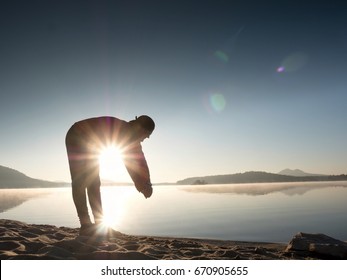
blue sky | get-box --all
[1,0,346,183]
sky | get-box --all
[1,0,347,183]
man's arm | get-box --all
[123,144,153,198]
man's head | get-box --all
[131,115,155,141]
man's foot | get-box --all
[79,223,98,236]
[107,227,123,238]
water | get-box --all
[1,181,347,243]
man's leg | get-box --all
[70,160,93,226]
[86,160,103,224]
[66,135,93,226]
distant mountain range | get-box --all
[2,165,347,188]
[0,165,170,189]
[278,168,326,177]
[0,165,68,189]
[177,169,347,185]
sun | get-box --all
[98,145,128,182]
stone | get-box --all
[286,232,347,259]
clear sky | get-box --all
[1,0,346,183]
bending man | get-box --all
[65,115,155,235]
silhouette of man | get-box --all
[65,115,155,236]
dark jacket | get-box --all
[66,116,150,188]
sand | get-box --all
[0,219,320,260]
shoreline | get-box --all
[2,219,345,260]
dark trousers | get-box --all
[66,130,103,226]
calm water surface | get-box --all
[1,181,347,242]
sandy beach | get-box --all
[2,219,345,260]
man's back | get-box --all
[71,116,127,147]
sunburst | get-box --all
[98,145,128,182]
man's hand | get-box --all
[135,182,153,198]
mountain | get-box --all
[0,165,67,189]
[177,171,347,185]
[278,168,326,177]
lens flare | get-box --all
[277,66,285,73]
[209,93,226,112]
[214,50,229,64]
[277,52,309,73]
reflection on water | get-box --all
[0,189,51,213]
[180,181,347,196]
[0,182,347,242]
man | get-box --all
[65,115,155,236]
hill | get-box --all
[177,171,347,185]
[0,165,67,188]
[278,168,326,177]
